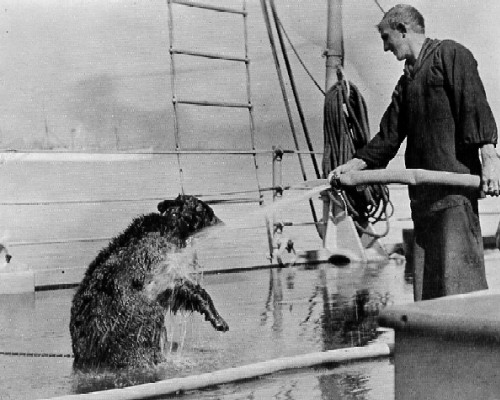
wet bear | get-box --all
[69,195,229,369]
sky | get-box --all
[0,0,497,152]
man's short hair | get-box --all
[377,4,425,34]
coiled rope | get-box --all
[271,3,390,239]
[322,76,393,238]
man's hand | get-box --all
[480,144,500,196]
[327,158,368,184]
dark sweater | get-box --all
[357,38,497,214]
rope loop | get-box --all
[322,80,393,238]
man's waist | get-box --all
[409,187,479,217]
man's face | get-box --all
[379,24,408,61]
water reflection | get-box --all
[258,266,384,347]
[260,268,284,334]
[259,263,397,351]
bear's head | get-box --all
[157,195,222,238]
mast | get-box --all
[325,0,344,91]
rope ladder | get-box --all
[166,0,264,204]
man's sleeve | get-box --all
[355,77,407,168]
[441,41,498,146]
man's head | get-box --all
[377,4,425,34]
[377,4,425,63]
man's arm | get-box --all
[480,144,500,196]
[441,42,498,147]
[328,78,406,183]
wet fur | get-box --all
[69,195,228,369]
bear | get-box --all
[69,194,229,369]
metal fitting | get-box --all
[273,185,284,197]
[273,147,284,161]
[274,222,284,234]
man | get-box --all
[329,4,500,301]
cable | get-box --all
[269,1,321,180]
[276,18,325,96]
[260,0,318,224]
[373,0,385,14]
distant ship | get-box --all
[0,122,154,162]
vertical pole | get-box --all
[242,0,264,206]
[323,0,344,220]
[266,151,275,263]
[322,0,349,257]
[325,0,344,92]
[322,1,387,262]
[267,146,284,263]
[167,0,185,195]
[272,146,283,204]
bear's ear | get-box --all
[157,199,178,214]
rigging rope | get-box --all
[261,0,319,224]
[270,2,321,180]
[276,18,325,96]
[269,4,391,238]
[322,77,393,238]
[373,0,386,14]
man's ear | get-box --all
[396,23,407,35]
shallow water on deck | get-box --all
[0,260,415,399]
[3,253,500,400]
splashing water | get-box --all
[255,184,330,221]
[161,183,333,278]
[145,251,203,301]
[145,251,208,358]
[142,183,332,356]
[202,183,330,235]
[164,311,191,356]
[183,183,330,251]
